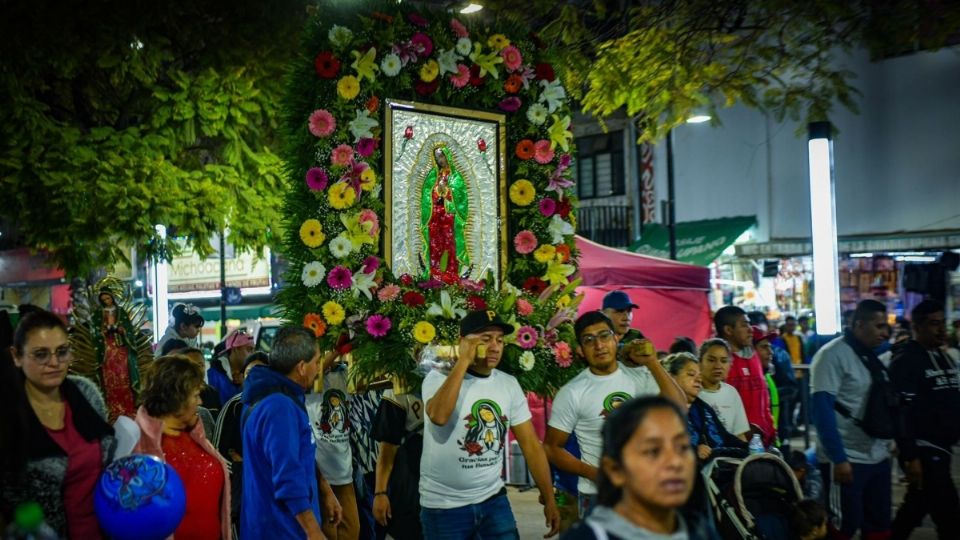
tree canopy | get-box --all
[0,0,308,276]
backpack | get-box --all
[833,343,905,440]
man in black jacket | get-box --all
[890,299,960,540]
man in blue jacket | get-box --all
[241,326,326,539]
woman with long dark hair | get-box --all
[1,310,116,539]
[561,396,718,540]
[155,303,205,357]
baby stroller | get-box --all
[701,451,804,540]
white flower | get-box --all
[519,351,536,371]
[548,214,574,243]
[436,48,460,76]
[351,269,376,300]
[455,37,472,56]
[526,103,548,126]
[301,261,326,287]
[349,109,379,141]
[328,25,354,49]
[538,79,567,113]
[426,290,467,320]
[329,235,353,258]
[381,54,402,77]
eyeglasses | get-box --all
[27,345,74,366]
[580,330,616,347]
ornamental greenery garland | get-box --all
[277,1,582,395]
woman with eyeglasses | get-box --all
[1,310,115,539]
[155,303,205,358]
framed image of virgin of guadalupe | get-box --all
[384,100,508,287]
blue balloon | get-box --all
[94,454,186,540]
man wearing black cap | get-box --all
[420,310,560,539]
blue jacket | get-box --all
[208,362,241,405]
[240,365,321,539]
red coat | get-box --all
[727,350,777,446]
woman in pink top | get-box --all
[2,310,115,539]
[134,355,231,540]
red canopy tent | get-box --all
[575,235,713,350]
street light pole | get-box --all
[666,128,677,260]
[807,121,841,335]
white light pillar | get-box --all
[807,122,841,335]
[151,224,170,343]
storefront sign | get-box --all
[168,244,271,293]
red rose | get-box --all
[402,291,426,306]
[535,62,555,82]
[414,78,439,96]
[467,295,487,310]
[477,138,487,152]
[469,64,486,87]
[403,126,414,140]
[523,277,548,294]
[400,273,414,285]
[315,51,341,79]
[557,197,572,219]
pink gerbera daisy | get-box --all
[305,168,329,191]
[450,18,469,38]
[331,144,354,167]
[513,230,538,255]
[516,325,538,350]
[358,209,380,236]
[356,138,377,158]
[553,342,573,367]
[516,298,534,317]
[539,197,557,217]
[501,46,523,72]
[366,314,392,338]
[377,284,401,302]
[534,140,555,164]
[309,109,336,137]
[450,64,470,88]
[362,255,380,274]
[327,265,353,289]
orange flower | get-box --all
[504,74,522,94]
[555,244,571,262]
[371,11,394,23]
[366,95,380,113]
[303,313,326,337]
[515,139,535,160]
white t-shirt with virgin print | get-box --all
[549,367,651,495]
[420,368,532,509]
[305,367,354,485]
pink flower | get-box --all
[331,144,354,167]
[543,329,559,345]
[362,255,380,274]
[309,109,336,137]
[500,46,523,72]
[366,314,392,338]
[450,64,470,88]
[514,230,538,255]
[377,284,401,302]
[305,168,329,191]
[534,140,555,164]
[553,342,573,367]
[539,197,557,217]
[559,154,572,168]
[356,138,376,158]
[517,325,539,350]
[450,18,469,38]
[516,298,534,317]
[499,97,522,113]
[410,32,433,57]
[407,13,428,27]
[327,265,353,289]
[358,209,380,236]
[460,278,486,292]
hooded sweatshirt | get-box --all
[240,365,321,539]
[891,340,960,460]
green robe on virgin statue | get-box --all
[420,146,470,283]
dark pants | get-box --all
[891,449,960,540]
[820,460,892,540]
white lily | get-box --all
[436,48,460,76]
[548,214,574,243]
[538,79,567,113]
[351,270,377,300]
[349,109,379,141]
[426,290,466,320]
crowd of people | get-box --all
[1,291,959,540]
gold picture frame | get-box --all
[383,99,508,286]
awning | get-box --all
[199,304,278,323]
[735,229,960,258]
[629,216,756,266]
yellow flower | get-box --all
[543,259,576,286]
[299,219,325,248]
[328,182,356,210]
[360,168,377,191]
[337,75,361,100]
[419,60,439,83]
[413,321,436,344]
[509,179,535,206]
[322,301,346,325]
[534,244,557,263]
[487,34,510,51]
[351,48,379,82]
[548,114,574,152]
[556,295,571,308]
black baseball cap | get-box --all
[460,310,515,337]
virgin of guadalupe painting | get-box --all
[385,100,507,286]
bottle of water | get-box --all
[748,433,764,454]
[4,502,58,540]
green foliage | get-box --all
[0,0,307,276]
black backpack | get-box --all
[833,341,905,440]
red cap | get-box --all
[751,326,777,345]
